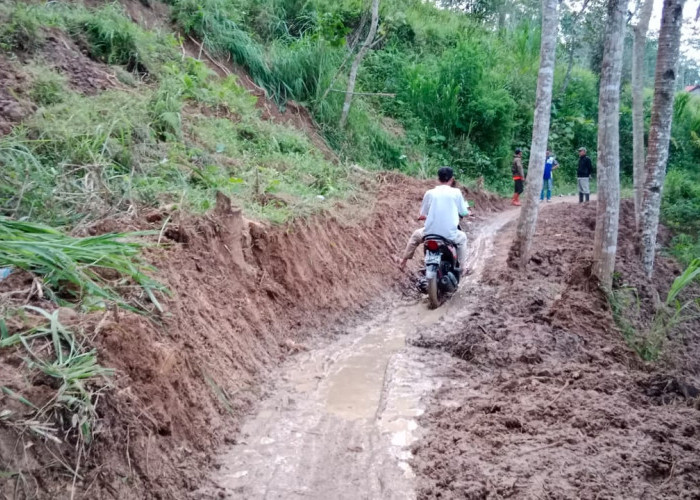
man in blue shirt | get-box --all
[540,150,559,202]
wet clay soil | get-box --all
[0,175,506,499]
[202,207,527,499]
[412,201,700,499]
[203,200,700,500]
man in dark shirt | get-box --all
[511,148,524,206]
[577,147,593,203]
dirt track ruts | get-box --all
[198,202,536,499]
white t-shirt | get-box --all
[420,185,469,241]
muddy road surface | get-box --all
[199,204,532,499]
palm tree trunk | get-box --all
[632,0,655,229]
[640,0,686,277]
[511,0,559,268]
[592,0,628,290]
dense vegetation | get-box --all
[0,0,698,259]
[0,2,352,226]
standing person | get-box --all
[577,147,593,203]
[511,148,524,206]
[398,167,469,272]
[540,149,559,202]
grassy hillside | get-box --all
[0,1,355,227]
[1,0,698,242]
[157,0,700,260]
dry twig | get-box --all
[546,379,571,408]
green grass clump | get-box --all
[26,66,68,107]
[0,218,166,313]
[1,307,113,446]
[610,260,700,361]
[669,234,700,268]
[69,7,145,70]
[662,170,700,267]
[184,112,354,222]
[0,90,152,223]
[0,3,43,52]
[1,1,178,74]
[149,76,184,140]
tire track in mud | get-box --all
[199,205,531,499]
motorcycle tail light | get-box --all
[425,240,439,251]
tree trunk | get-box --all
[559,43,576,97]
[640,0,686,277]
[557,0,591,98]
[511,0,559,268]
[632,0,655,229]
[339,0,380,130]
[592,0,628,291]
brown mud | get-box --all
[0,55,35,136]
[412,201,700,499]
[0,176,506,499]
[199,199,516,500]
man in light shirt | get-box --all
[398,167,469,271]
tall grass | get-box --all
[1,1,179,73]
[0,2,43,52]
[0,218,166,313]
[611,260,700,361]
[167,0,339,104]
[0,89,152,223]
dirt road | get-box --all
[201,205,528,499]
[196,195,700,500]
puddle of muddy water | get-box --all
[203,207,522,500]
[322,306,441,421]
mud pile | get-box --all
[412,201,700,499]
[0,176,505,498]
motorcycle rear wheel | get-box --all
[427,276,439,309]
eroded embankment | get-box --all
[412,201,700,499]
[198,196,518,500]
[0,175,505,499]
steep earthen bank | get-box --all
[0,176,506,499]
[412,201,700,499]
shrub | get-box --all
[27,66,68,106]
[0,3,44,52]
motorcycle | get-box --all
[420,234,460,309]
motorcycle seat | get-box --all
[422,234,457,247]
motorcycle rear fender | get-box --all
[424,250,441,279]
[425,264,438,279]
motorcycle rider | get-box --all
[398,166,469,272]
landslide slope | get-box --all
[0,1,507,498]
[413,201,700,499]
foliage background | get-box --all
[0,0,698,259]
